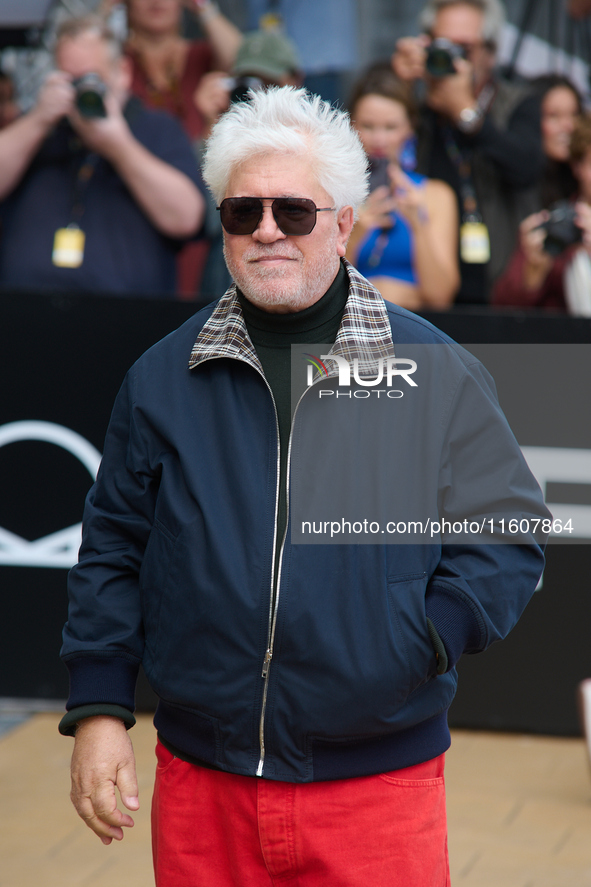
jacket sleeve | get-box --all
[60,368,157,716]
[424,353,549,672]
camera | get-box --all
[72,73,107,118]
[539,200,582,256]
[221,75,265,105]
[425,38,467,77]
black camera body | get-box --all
[223,75,265,105]
[72,73,107,119]
[540,200,582,256]
[425,38,467,77]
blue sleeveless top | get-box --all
[355,171,426,285]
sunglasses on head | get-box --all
[217,197,335,236]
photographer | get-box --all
[493,114,591,315]
[392,0,544,304]
[0,15,205,297]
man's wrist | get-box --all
[59,704,136,736]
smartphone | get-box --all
[368,156,390,191]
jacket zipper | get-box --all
[256,376,282,777]
[255,380,318,777]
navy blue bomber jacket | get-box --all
[60,262,548,782]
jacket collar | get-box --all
[188,260,395,375]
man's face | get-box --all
[431,3,495,89]
[222,152,354,314]
[56,33,127,101]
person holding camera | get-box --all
[106,0,243,140]
[493,113,591,315]
[346,62,459,311]
[0,15,205,297]
[392,0,544,305]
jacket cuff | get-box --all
[425,584,482,673]
[62,652,140,711]
[59,704,136,736]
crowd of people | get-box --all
[0,0,590,315]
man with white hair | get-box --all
[59,85,548,885]
[393,0,544,304]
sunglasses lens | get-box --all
[273,198,317,235]
[218,197,319,235]
[219,198,263,234]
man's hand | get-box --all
[391,36,429,81]
[68,91,130,161]
[30,71,75,129]
[518,211,554,291]
[357,183,397,233]
[193,71,231,133]
[67,91,203,236]
[70,715,139,845]
[425,58,477,122]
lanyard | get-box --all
[442,127,481,222]
[69,150,101,226]
[441,81,495,223]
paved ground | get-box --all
[1,713,590,887]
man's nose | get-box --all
[252,204,286,242]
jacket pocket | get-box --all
[387,572,437,700]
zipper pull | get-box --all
[261,648,273,678]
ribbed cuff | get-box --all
[58,704,136,737]
[425,583,482,672]
[62,653,139,711]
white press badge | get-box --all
[52,224,85,268]
[460,221,490,264]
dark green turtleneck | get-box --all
[237,260,349,551]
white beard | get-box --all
[223,237,341,314]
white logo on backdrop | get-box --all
[521,446,591,539]
[0,421,102,569]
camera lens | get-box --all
[425,39,464,77]
[73,73,107,119]
[426,48,454,77]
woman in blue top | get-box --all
[347,63,459,310]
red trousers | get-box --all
[152,740,450,886]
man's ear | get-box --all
[336,205,355,257]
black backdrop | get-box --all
[1,289,590,736]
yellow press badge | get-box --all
[460,221,490,263]
[52,226,85,268]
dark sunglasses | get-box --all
[217,197,335,236]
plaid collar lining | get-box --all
[188,260,395,375]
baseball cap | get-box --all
[233,30,301,81]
